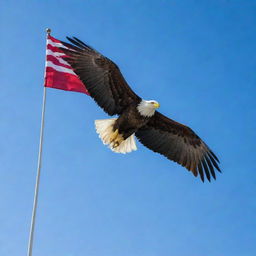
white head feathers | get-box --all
[137,100,160,117]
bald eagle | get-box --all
[60,37,221,182]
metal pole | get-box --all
[27,86,47,256]
[27,28,50,256]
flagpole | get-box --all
[27,29,50,256]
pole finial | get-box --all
[46,28,51,35]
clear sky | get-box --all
[1,1,256,255]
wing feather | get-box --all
[201,158,211,182]
[60,37,141,115]
[205,155,216,180]
[197,162,204,182]
[135,111,221,182]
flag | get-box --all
[44,35,89,95]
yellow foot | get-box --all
[113,141,120,148]
[111,133,124,148]
[109,129,119,143]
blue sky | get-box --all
[1,0,256,255]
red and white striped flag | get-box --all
[44,35,89,95]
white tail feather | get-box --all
[95,118,137,154]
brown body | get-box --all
[113,104,150,140]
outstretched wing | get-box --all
[60,37,141,115]
[135,112,221,182]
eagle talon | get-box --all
[109,129,119,143]
[111,133,124,148]
[112,141,120,148]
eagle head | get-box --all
[137,99,160,117]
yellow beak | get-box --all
[154,102,160,108]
